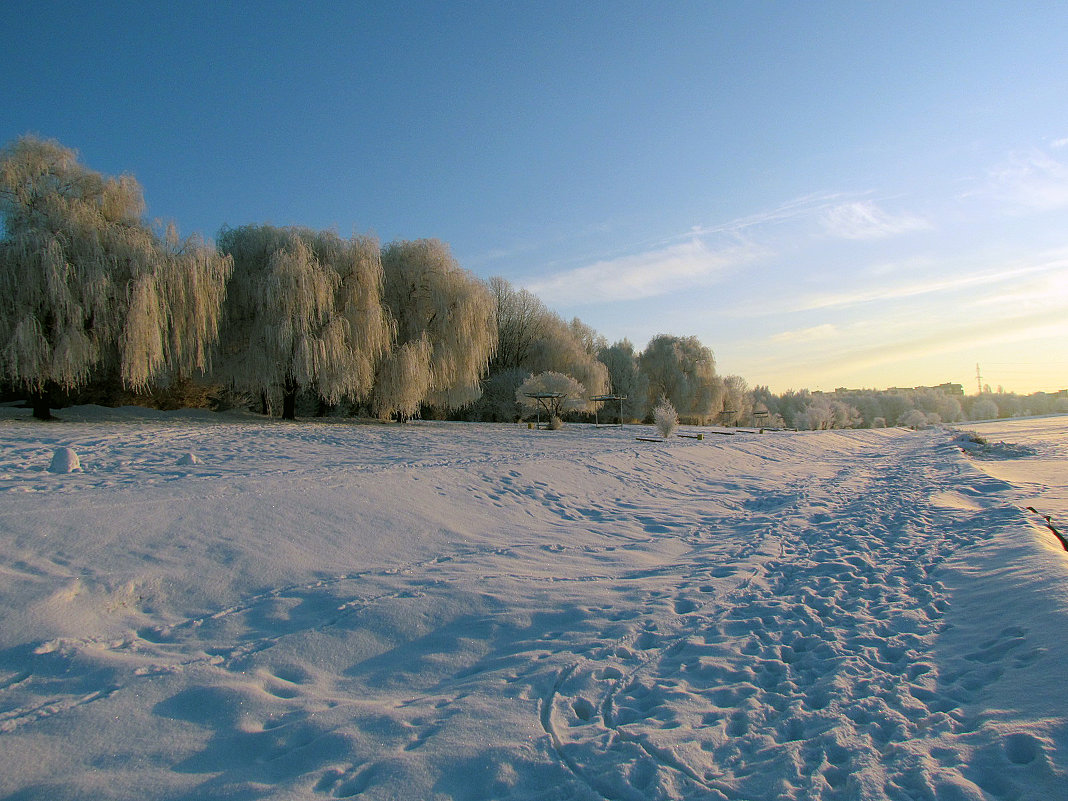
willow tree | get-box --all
[721,374,754,426]
[216,225,393,419]
[0,136,232,419]
[638,334,723,424]
[598,338,649,423]
[373,239,495,419]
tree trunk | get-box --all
[260,390,270,416]
[282,379,298,420]
[31,392,55,421]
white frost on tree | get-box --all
[800,397,862,430]
[721,374,754,426]
[653,397,679,438]
[215,225,392,419]
[639,334,723,424]
[0,136,232,418]
[969,398,999,421]
[476,278,609,421]
[598,339,649,423]
[374,239,496,419]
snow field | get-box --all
[0,409,1066,800]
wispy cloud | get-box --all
[768,324,838,344]
[983,148,1068,211]
[517,193,858,306]
[780,253,1068,315]
[522,237,766,305]
[820,200,931,240]
[686,192,850,238]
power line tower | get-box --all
[976,363,983,395]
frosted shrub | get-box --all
[899,409,929,429]
[654,397,678,438]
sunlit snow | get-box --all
[1,407,1065,799]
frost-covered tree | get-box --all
[0,136,232,419]
[598,338,649,422]
[800,397,862,430]
[899,408,934,429]
[374,239,495,419]
[721,375,753,426]
[532,315,610,402]
[912,388,963,423]
[473,278,609,421]
[216,225,392,419]
[473,366,529,422]
[653,397,679,438]
[568,317,607,359]
[969,398,999,421]
[516,371,590,428]
[638,334,722,424]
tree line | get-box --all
[0,136,742,422]
[753,386,1068,431]
[3,136,1063,426]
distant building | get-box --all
[831,383,964,396]
[929,383,964,396]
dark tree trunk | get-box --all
[260,390,270,416]
[31,392,55,421]
[282,379,298,420]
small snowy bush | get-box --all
[654,398,678,438]
[900,409,929,429]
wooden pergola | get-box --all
[590,394,627,426]
[523,392,567,429]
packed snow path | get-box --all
[0,409,1065,800]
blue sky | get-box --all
[4,1,1067,393]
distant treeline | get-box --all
[752,386,1068,430]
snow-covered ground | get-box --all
[1,408,1065,800]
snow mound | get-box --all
[954,432,1037,460]
[47,447,81,473]
[176,452,200,465]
